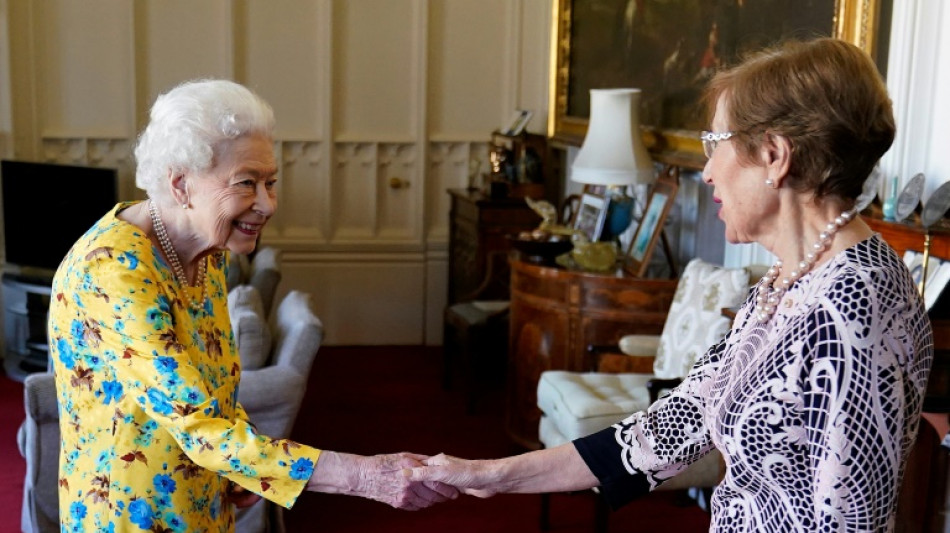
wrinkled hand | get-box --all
[410,453,497,499]
[226,481,263,508]
[308,451,459,510]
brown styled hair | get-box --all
[704,38,895,202]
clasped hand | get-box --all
[308,451,461,510]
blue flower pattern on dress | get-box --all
[49,203,320,532]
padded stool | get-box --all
[537,371,652,446]
[537,370,723,532]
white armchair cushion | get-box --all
[652,258,750,379]
[537,371,653,443]
[228,285,272,370]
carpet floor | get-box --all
[1,346,711,532]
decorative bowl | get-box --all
[507,234,574,263]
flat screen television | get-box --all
[1,159,119,278]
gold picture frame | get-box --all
[550,0,884,170]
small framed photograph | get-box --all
[573,192,608,242]
[625,168,679,277]
[503,109,533,136]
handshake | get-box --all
[305,444,596,510]
[306,451,496,510]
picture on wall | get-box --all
[552,0,887,162]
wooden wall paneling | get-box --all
[139,1,232,105]
[0,1,14,159]
[274,141,326,243]
[283,257,425,345]
[332,0,417,141]
[34,0,133,139]
[427,0,512,139]
[332,142,378,241]
[377,143,420,242]
[426,141,489,243]
[242,0,324,141]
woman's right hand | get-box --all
[306,451,459,510]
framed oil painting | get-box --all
[551,0,888,168]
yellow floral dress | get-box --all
[48,202,321,532]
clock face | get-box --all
[922,179,950,228]
[895,173,925,222]
[856,165,883,212]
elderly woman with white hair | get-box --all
[47,79,456,532]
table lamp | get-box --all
[572,88,655,241]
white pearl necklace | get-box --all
[754,208,858,323]
[148,199,208,312]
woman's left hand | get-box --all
[227,481,263,508]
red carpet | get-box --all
[0,373,25,531]
[1,347,710,532]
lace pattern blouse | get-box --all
[575,235,933,532]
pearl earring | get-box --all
[182,203,189,209]
[765,178,775,188]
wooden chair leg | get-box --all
[442,320,454,390]
[539,492,551,531]
[594,493,610,533]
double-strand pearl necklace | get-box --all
[754,208,858,323]
[148,199,207,312]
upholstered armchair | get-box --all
[227,246,283,318]
[18,287,322,533]
[535,258,755,531]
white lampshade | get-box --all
[572,88,655,186]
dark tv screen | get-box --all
[1,159,119,274]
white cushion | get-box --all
[652,258,750,379]
[536,371,652,443]
[228,285,272,370]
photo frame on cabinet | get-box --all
[625,169,679,277]
[503,109,534,136]
[573,192,608,242]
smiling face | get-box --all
[701,95,778,245]
[183,133,278,256]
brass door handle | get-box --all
[389,177,410,189]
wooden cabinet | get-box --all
[864,214,950,533]
[506,258,678,449]
[447,189,540,304]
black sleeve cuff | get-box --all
[574,426,652,510]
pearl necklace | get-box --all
[754,208,858,323]
[148,199,207,312]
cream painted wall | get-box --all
[0,0,553,346]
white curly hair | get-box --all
[134,79,275,203]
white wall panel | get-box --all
[427,0,510,140]
[333,0,417,140]
[274,141,327,241]
[283,258,425,345]
[35,0,132,137]
[139,1,231,103]
[376,143,419,240]
[244,0,325,140]
[332,142,378,240]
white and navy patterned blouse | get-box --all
[575,234,933,532]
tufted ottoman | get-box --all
[536,370,723,493]
[537,370,652,447]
